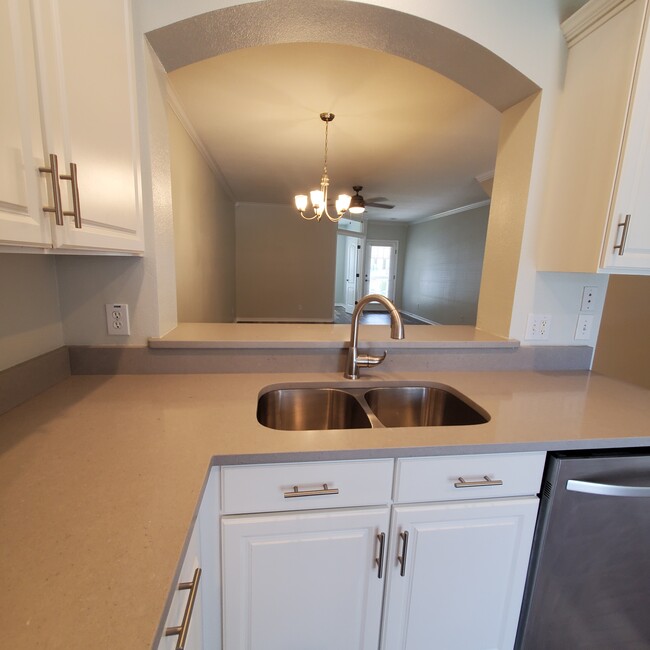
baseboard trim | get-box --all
[0,347,71,415]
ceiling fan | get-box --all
[349,186,395,214]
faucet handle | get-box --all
[357,351,387,368]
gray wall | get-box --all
[0,255,64,370]
[168,109,236,322]
[401,204,489,324]
[235,203,337,322]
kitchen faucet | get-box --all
[344,294,405,379]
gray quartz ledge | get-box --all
[148,322,519,349]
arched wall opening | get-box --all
[145,0,543,337]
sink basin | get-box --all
[257,382,489,430]
[364,386,488,427]
[257,388,372,430]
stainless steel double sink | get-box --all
[257,382,490,430]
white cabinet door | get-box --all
[31,0,143,253]
[222,506,390,650]
[602,12,650,271]
[381,497,539,650]
[0,0,51,247]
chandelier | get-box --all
[294,113,351,222]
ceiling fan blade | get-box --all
[365,201,394,209]
[366,197,389,203]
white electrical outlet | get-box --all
[105,303,130,335]
[525,314,552,340]
[575,314,594,340]
[580,286,598,312]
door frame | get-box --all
[363,239,399,307]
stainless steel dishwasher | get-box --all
[516,449,650,650]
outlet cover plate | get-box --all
[525,314,552,340]
[106,303,130,336]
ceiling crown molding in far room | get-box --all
[411,199,491,226]
[165,78,236,202]
[562,0,638,47]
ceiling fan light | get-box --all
[295,195,308,211]
[349,193,365,213]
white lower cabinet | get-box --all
[157,453,545,650]
[221,506,390,650]
[380,497,539,650]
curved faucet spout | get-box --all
[344,294,405,380]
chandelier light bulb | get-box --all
[294,195,308,212]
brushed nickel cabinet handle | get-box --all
[283,483,339,498]
[165,567,201,650]
[398,530,409,577]
[376,532,386,579]
[454,475,503,488]
[39,153,64,225]
[60,162,82,228]
[614,214,631,256]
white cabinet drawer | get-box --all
[395,452,545,503]
[221,459,394,514]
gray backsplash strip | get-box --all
[68,345,593,375]
[0,347,71,415]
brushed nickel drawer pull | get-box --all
[454,475,503,488]
[614,214,631,256]
[39,153,64,225]
[284,483,339,498]
[165,567,201,650]
[376,532,386,579]
[398,530,409,577]
[60,162,82,228]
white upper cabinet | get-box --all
[0,0,143,253]
[539,0,650,273]
[0,0,52,247]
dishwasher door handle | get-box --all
[567,479,650,498]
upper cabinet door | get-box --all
[32,0,143,253]
[0,0,51,247]
[602,15,650,271]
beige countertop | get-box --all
[1,369,650,649]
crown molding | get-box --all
[411,200,490,225]
[562,0,637,47]
[165,79,236,201]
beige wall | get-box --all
[401,205,489,324]
[235,203,337,321]
[168,108,236,322]
[0,254,64,371]
[593,276,650,390]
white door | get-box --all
[33,0,143,252]
[0,0,51,247]
[345,237,361,313]
[381,497,539,650]
[364,240,398,303]
[222,506,390,650]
